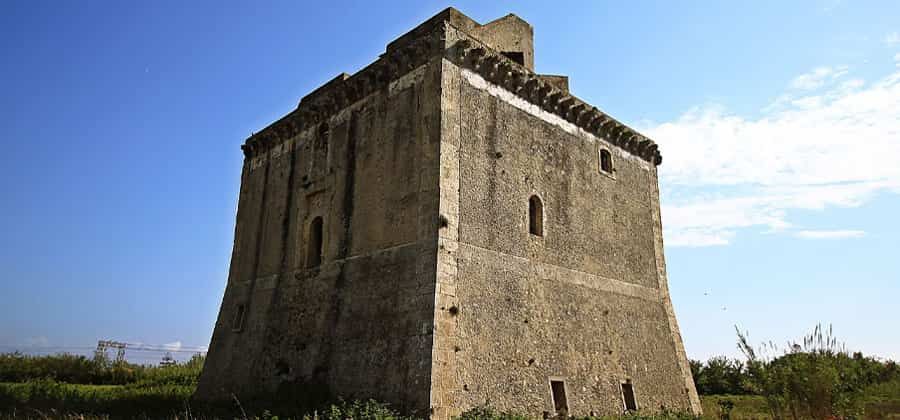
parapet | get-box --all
[241,8,662,167]
[387,8,534,71]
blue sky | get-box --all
[1,1,898,364]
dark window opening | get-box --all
[318,123,330,142]
[232,304,246,332]
[529,195,543,237]
[318,123,330,167]
[622,381,637,412]
[275,360,291,376]
[502,51,525,66]
[600,149,613,173]
[550,380,568,416]
[307,216,324,268]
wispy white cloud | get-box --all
[644,57,900,247]
[789,66,848,90]
[162,341,182,351]
[795,229,865,239]
[885,32,900,47]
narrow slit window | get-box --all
[600,149,613,173]
[307,216,324,268]
[232,304,246,332]
[550,380,568,416]
[622,380,637,412]
[318,123,330,149]
[318,123,330,169]
[529,195,543,237]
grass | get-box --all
[861,379,900,420]
[0,380,410,419]
[699,388,900,420]
[700,395,771,420]
[2,386,898,419]
[1,353,897,419]
[0,380,193,418]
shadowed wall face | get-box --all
[196,60,443,414]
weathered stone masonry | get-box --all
[196,8,701,419]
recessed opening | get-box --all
[600,149,613,173]
[319,123,330,151]
[501,51,525,66]
[306,216,324,268]
[622,380,637,412]
[232,304,246,332]
[550,380,568,416]
[529,195,543,237]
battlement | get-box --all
[241,8,661,166]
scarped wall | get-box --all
[198,8,699,419]
[197,59,444,415]
[429,23,700,418]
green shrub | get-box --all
[690,357,748,396]
[455,405,697,420]
[737,324,868,420]
[307,399,409,420]
[0,380,193,418]
[0,352,204,387]
[455,405,530,420]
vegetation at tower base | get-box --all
[2,325,900,420]
[454,405,697,420]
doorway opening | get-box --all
[550,379,568,416]
[621,380,637,412]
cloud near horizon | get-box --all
[162,341,183,351]
[795,229,866,239]
[643,58,900,247]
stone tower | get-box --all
[196,8,701,418]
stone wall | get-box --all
[430,24,699,416]
[196,58,444,415]
[198,9,700,419]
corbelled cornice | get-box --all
[241,26,444,159]
[449,38,661,165]
[242,25,662,166]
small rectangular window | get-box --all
[232,304,246,332]
[307,216,324,268]
[529,195,543,237]
[600,149,613,173]
[550,379,568,415]
[622,380,637,411]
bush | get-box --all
[454,405,697,420]
[0,379,193,417]
[309,399,409,420]
[456,405,530,420]
[737,324,868,419]
[690,357,747,395]
[0,352,205,387]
